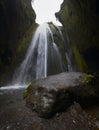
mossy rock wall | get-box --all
[0,0,36,85]
[56,0,99,73]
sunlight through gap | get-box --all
[31,0,63,26]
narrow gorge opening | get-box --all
[31,0,63,26]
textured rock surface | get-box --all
[25,72,98,118]
[56,0,99,72]
[0,0,36,85]
[0,88,96,130]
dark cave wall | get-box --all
[56,0,99,72]
[0,0,35,50]
[0,0,36,85]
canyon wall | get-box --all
[0,0,36,85]
[56,0,99,72]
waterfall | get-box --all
[56,26,75,71]
[13,23,64,85]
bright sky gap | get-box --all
[31,0,63,26]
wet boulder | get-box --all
[25,72,98,118]
[30,103,96,130]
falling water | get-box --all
[56,26,75,71]
[12,23,64,85]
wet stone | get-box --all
[25,72,98,118]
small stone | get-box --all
[17,122,20,125]
[95,121,99,128]
[73,120,76,124]
[6,125,11,130]
[56,113,59,117]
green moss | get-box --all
[23,82,32,98]
[23,80,36,98]
[24,89,28,98]
[79,74,96,96]
[73,46,88,72]
[83,74,95,84]
[88,88,95,96]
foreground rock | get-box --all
[25,72,98,118]
[0,88,97,130]
[31,103,96,130]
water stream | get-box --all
[12,23,64,85]
[56,26,75,72]
[0,23,75,90]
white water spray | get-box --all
[0,23,75,90]
[56,26,75,71]
[12,23,64,85]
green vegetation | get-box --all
[73,46,88,72]
[83,74,95,84]
[23,80,36,98]
[23,82,32,98]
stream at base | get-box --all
[0,85,27,90]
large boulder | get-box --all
[25,72,98,118]
[30,103,96,130]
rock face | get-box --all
[0,0,36,85]
[56,0,99,72]
[25,72,98,118]
[31,103,96,130]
